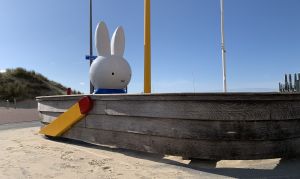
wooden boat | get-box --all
[37,93,300,160]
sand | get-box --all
[1,107,300,178]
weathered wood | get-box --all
[37,93,300,102]
[84,115,300,141]
[39,112,85,128]
[40,112,300,141]
[63,127,300,160]
[37,93,300,159]
[38,100,76,112]
[38,100,106,114]
[38,99,300,121]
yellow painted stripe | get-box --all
[39,103,85,137]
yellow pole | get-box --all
[144,0,151,93]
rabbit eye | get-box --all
[112,72,115,75]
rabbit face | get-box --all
[89,21,132,90]
[90,55,131,89]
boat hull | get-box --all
[37,93,300,160]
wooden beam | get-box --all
[39,96,93,137]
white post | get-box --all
[220,0,227,92]
[89,0,94,94]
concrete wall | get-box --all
[0,99,37,109]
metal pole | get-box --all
[144,0,151,93]
[220,0,227,92]
[89,0,94,94]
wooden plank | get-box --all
[103,100,271,120]
[37,93,300,160]
[39,96,93,136]
[62,127,300,160]
[38,100,106,114]
[38,100,77,112]
[39,112,85,128]
[39,112,300,140]
[36,93,300,102]
[82,114,300,141]
[100,100,300,120]
[38,99,300,121]
[270,101,300,120]
[39,102,86,137]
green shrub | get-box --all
[0,68,82,100]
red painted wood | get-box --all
[67,88,72,95]
[78,96,93,114]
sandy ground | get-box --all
[0,122,299,179]
[0,108,300,178]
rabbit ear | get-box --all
[95,21,111,56]
[111,26,125,57]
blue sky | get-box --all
[0,0,299,93]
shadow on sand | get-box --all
[46,136,300,178]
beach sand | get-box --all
[0,121,300,179]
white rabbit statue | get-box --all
[89,21,132,94]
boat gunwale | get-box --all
[36,92,300,101]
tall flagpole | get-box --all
[220,0,227,92]
[144,0,151,93]
[89,0,94,94]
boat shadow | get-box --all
[47,136,300,178]
[188,158,300,178]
